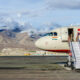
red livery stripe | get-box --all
[39,48,70,53]
[78,29,80,31]
[46,50,70,53]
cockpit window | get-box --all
[44,32,58,36]
[54,32,57,36]
[49,32,53,36]
[44,32,53,36]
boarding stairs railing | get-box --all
[70,41,80,69]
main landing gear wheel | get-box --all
[71,62,74,70]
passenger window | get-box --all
[54,32,57,36]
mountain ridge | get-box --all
[0,30,39,50]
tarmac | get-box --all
[0,56,79,80]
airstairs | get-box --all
[70,42,80,69]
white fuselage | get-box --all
[35,26,80,53]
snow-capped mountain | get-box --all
[0,18,61,38]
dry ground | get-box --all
[0,56,79,80]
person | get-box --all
[76,32,80,41]
[68,34,73,42]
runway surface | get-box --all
[0,56,79,80]
[0,56,67,68]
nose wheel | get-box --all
[64,56,71,67]
[64,55,74,70]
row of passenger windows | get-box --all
[44,32,58,36]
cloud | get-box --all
[17,13,22,18]
[18,7,46,18]
[43,22,61,27]
[0,13,10,17]
[36,22,61,34]
[20,11,41,18]
[0,17,36,33]
[0,16,61,34]
[0,17,20,30]
[46,0,80,10]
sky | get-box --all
[0,0,80,30]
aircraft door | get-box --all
[68,28,74,41]
[61,28,68,42]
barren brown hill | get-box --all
[0,30,39,51]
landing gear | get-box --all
[64,56,71,67]
[64,55,74,70]
[67,56,72,67]
[71,62,74,70]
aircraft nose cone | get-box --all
[35,40,40,48]
[35,37,48,49]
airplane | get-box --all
[35,26,80,69]
[35,26,80,53]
